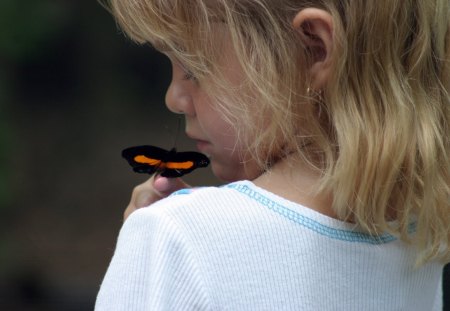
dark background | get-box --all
[0,1,448,310]
[0,1,218,310]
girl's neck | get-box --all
[252,155,337,219]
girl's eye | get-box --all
[172,58,198,82]
[182,69,197,81]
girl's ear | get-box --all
[293,8,334,90]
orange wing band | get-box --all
[134,155,194,170]
[134,155,162,166]
[166,161,194,169]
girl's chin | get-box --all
[210,161,243,182]
[210,159,262,182]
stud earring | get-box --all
[307,87,324,118]
[307,87,323,99]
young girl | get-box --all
[96,0,449,310]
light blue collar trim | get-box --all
[227,182,399,245]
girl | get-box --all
[96,0,449,310]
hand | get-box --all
[124,175,190,221]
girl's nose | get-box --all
[165,80,195,116]
[165,60,197,116]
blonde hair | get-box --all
[106,0,450,264]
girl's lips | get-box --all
[195,140,210,153]
[186,133,210,154]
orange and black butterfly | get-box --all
[122,145,210,178]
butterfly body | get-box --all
[122,145,210,178]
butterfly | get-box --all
[122,145,210,178]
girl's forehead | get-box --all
[151,22,227,49]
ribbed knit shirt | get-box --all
[95,180,443,310]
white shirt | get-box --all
[95,180,443,310]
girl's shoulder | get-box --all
[130,180,416,248]
[153,180,256,213]
[129,180,252,215]
[148,180,411,246]
[127,180,273,231]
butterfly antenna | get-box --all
[172,116,182,150]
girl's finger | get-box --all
[153,175,191,196]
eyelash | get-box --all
[182,69,197,81]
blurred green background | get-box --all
[0,1,448,310]
[0,0,218,310]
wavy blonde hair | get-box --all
[105,0,450,264]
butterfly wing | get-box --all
[122,145,210,178]
[122,145,168,175]
[162,151,210,178]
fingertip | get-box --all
[153,175,173,193]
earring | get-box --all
[307,87,324,118]
[306,87,323,99]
